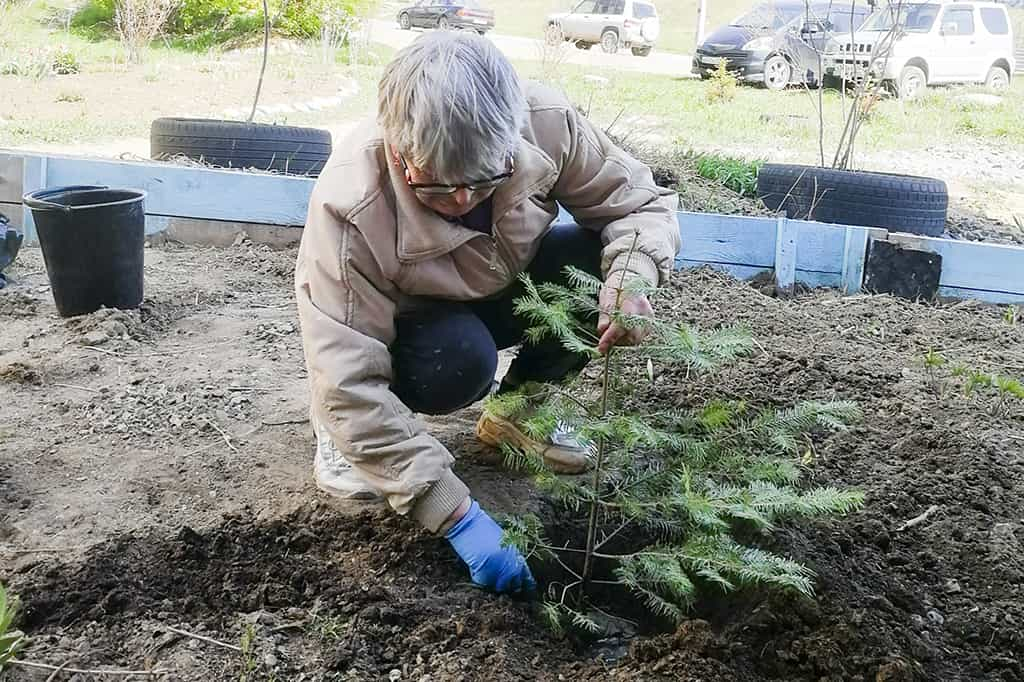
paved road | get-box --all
[366,19,694,78]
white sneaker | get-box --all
[313,421,382,501]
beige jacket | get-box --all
[295,82,680,532]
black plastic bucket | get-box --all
[23,185,147,317]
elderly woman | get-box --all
[295,31,679,593]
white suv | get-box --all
[823,1,1016,99]
[545,0,661,56]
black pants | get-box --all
[390,224,603,415]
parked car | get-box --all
[823,1,1016,99]
[693,0,874,89]
[545,0,661,56]
[397,0,495,34]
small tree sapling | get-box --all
[497,236,864,632]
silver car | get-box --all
[546,0,662,56]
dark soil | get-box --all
[2,247,1024,681]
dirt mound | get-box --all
[12,504,577,681]
[0,290,39,317]
[63,300,180,348]
[0,361,42,385]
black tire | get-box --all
[898,65,927,101]
[762,54,791,90]
[756,163,948,236]
[631,46,652,57]
[151,118,331,177]
[544,23,563,45]
[575,40,592,50]
[984,65,1010,91]
[399,12,411,30]
[438,15,450,30]
[600,29,618,53]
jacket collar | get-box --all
[385,137,558,263]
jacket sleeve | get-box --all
[295,189,469,532]
[549,105,681,289]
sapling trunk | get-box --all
[581,230,639,592]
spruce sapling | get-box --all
[496,234,864,633]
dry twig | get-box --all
[11,660,172,676]
[165,626,242,652]
[895,505,940,532]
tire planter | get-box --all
[151,118,332,177]
[757,163,948,237]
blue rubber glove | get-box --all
[445,499,537,594]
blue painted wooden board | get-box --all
[904,235,1024,295]
[13,151,1024,305]
[938,286,1024,304]
[677,212,776,267]
[40,154,315,226]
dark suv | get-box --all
[693,1,873,88]
[397,0,496,34]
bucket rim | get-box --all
[23,186,148,212]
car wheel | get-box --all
[544,23,563,46]
[631,46,652,57]
[600,29,619,54]
[898,65,926,101]
[438,15,450,30]
[399,12,411,30]
[984,65,1010,92]
[762,54,791,90]
[574,40,592,50]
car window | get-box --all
[731,4,806,30]
[461,0,480,6]
[942,7,975,35]
[861,3,938,33]
[632,2,657,18]
[823,7,869,34]
[574,0,598,13]
[597,0,625,14]
[979,7,1009,34]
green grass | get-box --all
[483,0,751,54]
[517,60,1024,165]
[692,153,763,197]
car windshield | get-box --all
[804,5,869,34]
[731,3,806,29]
[861,3,939,32]
[633,2,657,18]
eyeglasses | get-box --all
[399,152,515,196]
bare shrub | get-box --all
[113,0,175,63]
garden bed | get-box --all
[1,241,1022,681]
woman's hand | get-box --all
[597,284,654,355]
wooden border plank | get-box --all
[774,216,798,290]
[39,154,314,225]
[0,154,24,204]
[938,286,1024,304]
[841,226,886,294]
[888,233,1024,297]
[20,156,46,244]
[677,259,769,281]
[146,215,303,249]
[789,218,846,275]
[678,211,776,267]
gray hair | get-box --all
[378,31,527,184]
